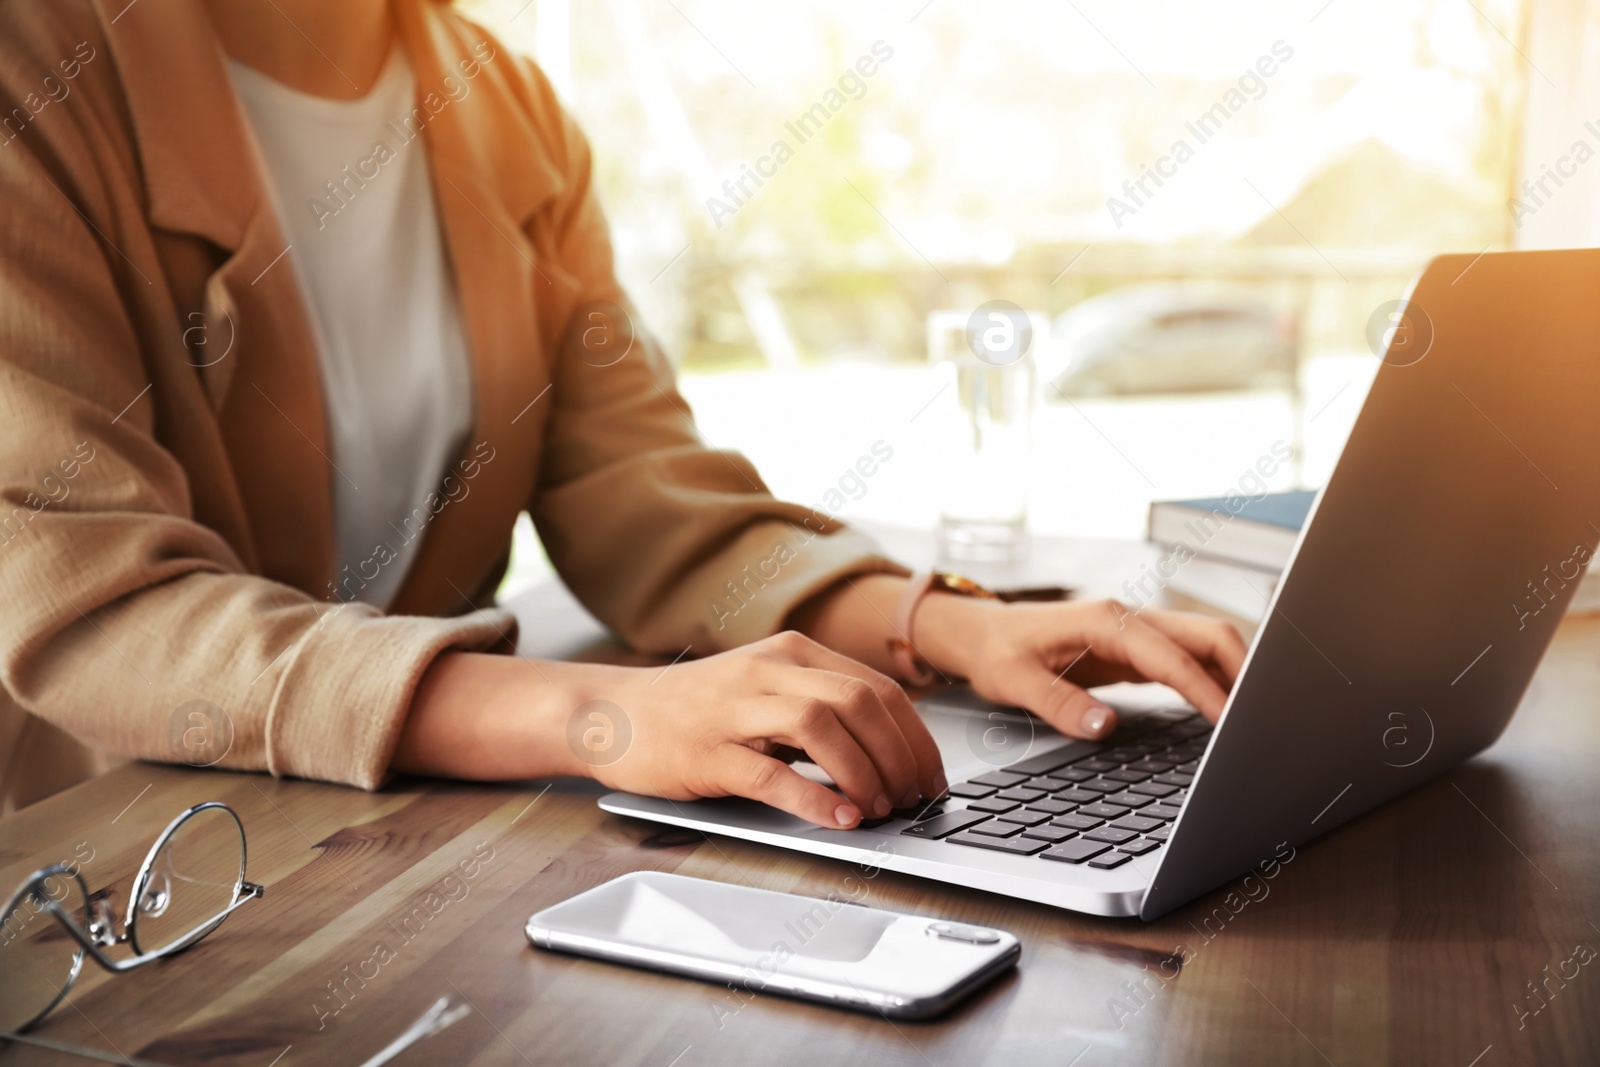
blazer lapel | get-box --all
[92,0,336,595]
[383,0,566,616]
[211,207,339,597]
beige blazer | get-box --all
[0,0,895,811]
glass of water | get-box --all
[930,301,1040,564]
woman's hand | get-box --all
[914,593,1247,740]
[584,631,945,829]
[792,573,1248,743]
[394,632,946,831]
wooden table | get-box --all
[3,535,1597,1067]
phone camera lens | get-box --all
[926,921,1001,944]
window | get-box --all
[465,0,1534,590]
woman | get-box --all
[0,0,1245,824]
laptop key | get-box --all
[1002,740,1107,776]
[966,797,1021,814]
[900,810,990,839]
[1106,768,1151,783]
[1026,798,1077,815]
[995,809,1050,826]
[1128,758,1178,774]
[1119,838,1163,856]
[1053,788,1102,804]
[1177,760,1201,773]
[996,787,1048,803]
[1153,772,1194,787]
[1148,825,1172,841]
[1076,803,1125,820]
[946,831,1050,855]
[946,782,997,798]
[1040,839,1111,864]
[860,803,935,829]
[1051,812,1105,831]
[1103,792,1154,809]
[1075,779,1120,795]
[1083,826,1138,845]
[1087,851,1131,869]
[1129,781,1179,798]
[970,819,1025,837]
[1073,758,1118,774]
[1026,775,1073,790]
[1111,815,1165,833]
[1143,804,1184,821]
[1020,825,1078,843]
[969,770,1029,788]
[1053,767,1094,782]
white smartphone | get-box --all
[525,871,1020,1019]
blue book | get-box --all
[1146,489,1315,572]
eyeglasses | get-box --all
[0,801,264,1033]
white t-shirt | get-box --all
[228,48,474,609]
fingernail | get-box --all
[933,769,948,795]
[835,804,859,827]
[872,795,891,818]
[1080,703,1112,737]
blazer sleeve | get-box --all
[0,79,512,792]
[521,82,905,656]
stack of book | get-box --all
[1144,490,1311,625]
[1145,489,1600,625]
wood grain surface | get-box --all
[2,542,1597,1067]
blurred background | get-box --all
[454,0,1600,596]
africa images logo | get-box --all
[566,700,632,767]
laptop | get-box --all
[601,249,1600,919]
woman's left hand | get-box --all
[913,593,1248,740]
[792,574,1249,743]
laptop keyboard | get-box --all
[888,712,1212,870]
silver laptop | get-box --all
[602,249,1600,918]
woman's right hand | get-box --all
[580,631,946,829]
[397,632,946,829]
